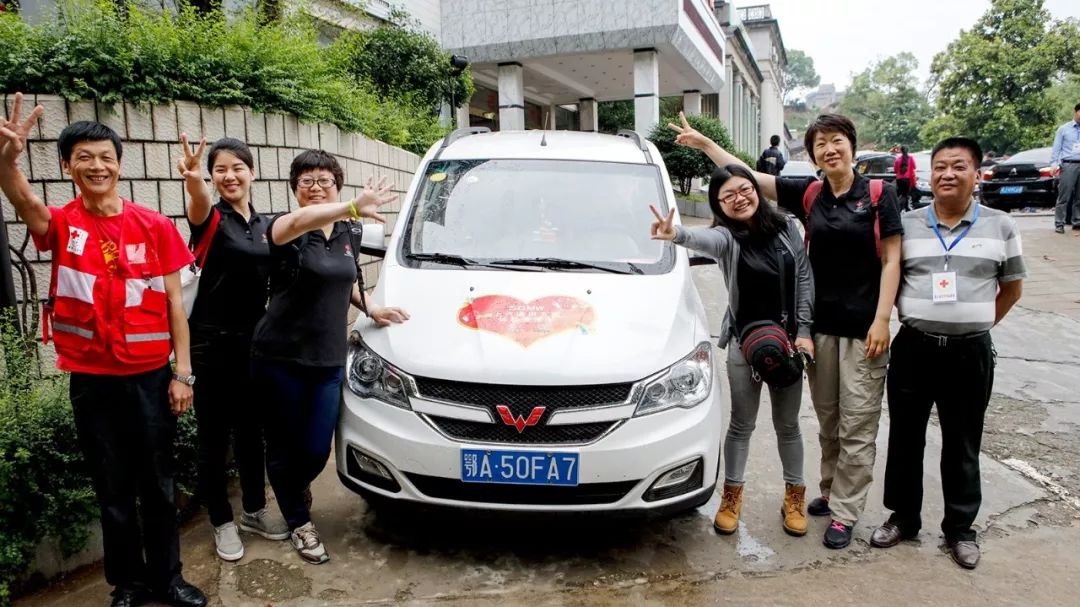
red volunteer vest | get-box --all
[43,199,174,374]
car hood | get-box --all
[354,266,708,386]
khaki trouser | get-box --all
[807,334,889,526]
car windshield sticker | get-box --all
[429,172,447,182]
[457,295,594,347]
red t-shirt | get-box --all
[33,199,194,375]
[893,155,917,182]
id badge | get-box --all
[932,271,958,303]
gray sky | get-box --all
[764,0,1080,92]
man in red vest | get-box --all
[0,93,207,607]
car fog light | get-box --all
[353,450,392,479]
[653,460,699,490]
[347,447,401,493]
[643,457,704,502]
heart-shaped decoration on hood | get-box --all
[457,295,595,347]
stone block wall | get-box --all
[1,94,421,371]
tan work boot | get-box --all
[782,483,808,536]
[713,483,744,534]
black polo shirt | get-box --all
[735,232,795,336]
[250,217,359,367]
[188,202,271,336]
[776,171,903,337]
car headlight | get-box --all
[634,342,713,416]
[346,331,414,410]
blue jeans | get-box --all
[252,359,344,530]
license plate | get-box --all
[1000,185,1023,194]
[461,449,579,486]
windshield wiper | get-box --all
[407,252,540,271]
[490,257,642,275]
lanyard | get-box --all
[927,202,979,271]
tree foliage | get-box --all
[783,49,820,104]
[925,0,1080,153]
[838,52,932,149]
[649,113,746,195]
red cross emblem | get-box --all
[939,278,950,289]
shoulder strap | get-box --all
[869,179,884,258]
[801,180,823,248]
[191,209,221,269]
[347,221,368,316]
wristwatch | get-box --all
[172,372,196,386]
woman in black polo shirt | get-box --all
[179,136,289,562]
[250,150,407,565]
[669,112,902,550]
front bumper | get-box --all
[335,379,722,512]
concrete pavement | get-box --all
[16,214,1080,606]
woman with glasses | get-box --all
[669,112,903,550]
[250,150,409,564]
[650,164,814,538]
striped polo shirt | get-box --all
[897,201,1026,335]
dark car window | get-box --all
[1003,148,1051,164]
[856,155,895,175]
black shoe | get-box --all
[110,587,149,607]
[947,539,980,569]
[1073,225,1080,231]
[807,496,831,516]
[1055,226,1066,234]
[823,520,853,549]
[870,520,918,548]
[160,580,208,607]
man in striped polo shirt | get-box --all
[869,137,1025,570]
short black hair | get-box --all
[57,121,122,162]
[708,164,788,240]
[770,134,781,146]
[931,136,983,168]
[207,137,254,172]
[1074,102,1080,112]
[289,149,344,193]
[803,114,857,165]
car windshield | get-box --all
[401,159,674,274]
[781,161,815,176]
[1005,148,1051,164]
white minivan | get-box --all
[336,127,722,515]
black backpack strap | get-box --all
[775,236,794,337]
[347,221,368,316]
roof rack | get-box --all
[616,129,654,164]
[433,126,491,160]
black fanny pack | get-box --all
[738,240,804,388]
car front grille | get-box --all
[405,473,638,505]
[414,377,636,445]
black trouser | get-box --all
[896,178,912,210]
[883,325,995,542]
[192,331,267,527]
[69,365,182,592]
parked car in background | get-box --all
[780,160,817,178]
[979,147,1059,211]
[908,152,932,209]
[854,152,938,210]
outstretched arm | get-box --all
[667,111,780,201]
[0,93,50,236]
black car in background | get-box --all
[979,147,1058,210]
[853,152,938,210]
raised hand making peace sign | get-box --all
[176,132,207,181]
[648,204,677,241]
[0,92,44,169]
[351,175,398,224]
[667,111,712,152]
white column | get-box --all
[498,62,525,131]
[733,76,743,150]
[547,104,558,130]
[455,104,470,129]
[683,90,702,116]
[578,98,598,132]
[633,48,660,135]
[719,62,733,131]
[760,74,782,153]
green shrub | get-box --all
[649,113,748,195]
[0,0,452,154]
[0,310,202,604]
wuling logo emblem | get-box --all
[495,405,545,433]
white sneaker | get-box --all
[213,522,244,561]
[290,522,329,564]
[240,507,290,541]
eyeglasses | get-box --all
[717,183,755,205]
[297,177,337,189]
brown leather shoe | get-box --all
[870,521,916,548]
[781,483,807,536]
[947,540,980,569]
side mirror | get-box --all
[689,254,713,267]
[360,223,386,258]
